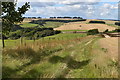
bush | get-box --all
[34,30,61,39]
[87,29,99,35]
[114,29,120,32]
[11,25,24,31]
[9,27,61,40]
[9,30,22,39]
[103,29,109,33]
[108,29,120,33]
[115,22,120,26]
[89,21,105,24]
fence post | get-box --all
[20,37,23,45]
[33,37,35,42]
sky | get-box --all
[17,0,119,19]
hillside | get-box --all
[2,19,119,78]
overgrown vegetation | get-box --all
[106,29,120,33]
[3,34,118,78]
[87,29,99,35]
[2,1,118,79]
[115,22,120,26]
[3,34,87,78]
[8,27,61,40]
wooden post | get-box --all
[2,34,5,48]
[33,37,35,42]
[20,37,23,45]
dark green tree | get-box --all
[1,2,30,48]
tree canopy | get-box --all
[2,2,30,34]
[1,2,30,47]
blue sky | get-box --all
[17,0,119,19]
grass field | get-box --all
[20,22,38,28]
[43,21,64,28]
[106,24,119,28]
[1,33,87,48]
[2,33,118,78]
[19,21,64,28]
[2,19,118,78]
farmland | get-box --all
[2,19,119,78]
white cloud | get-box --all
[18,0,119,2]
[18,1,118,19]
[30,2,56,7]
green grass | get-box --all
[106,24,119,28]
[44,33,87,40]
[2,19,118,78]
[19,21,64,28]
[20,22,38,28]
[2,33,87,48]
[2,33,118,78]
[0,39,34,48]
[43,21,64,28]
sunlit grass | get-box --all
[43,21,64,28]
[20,22,38,28]
[106,24,119,28]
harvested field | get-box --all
[54,22,116,32]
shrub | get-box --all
[9,30,22,39]
[115,22,120,26]
[55,30,61,34]
[114,29,120,32]
[108,29,120,33]
[11,25,24,31]
[9,27,61,40]
[89,21,105,24]
[34,30,61,39]
[87,29,99,35]
[103,29,109,33]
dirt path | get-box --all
[98,37,118,60]
[54,22,116,32]
[103,34,111,38]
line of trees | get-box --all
[50,17,83,19]
[25,17,41,19]
[24,17,83,19]
[115,22,120,26]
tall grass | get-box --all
[3,33,88,78]
[2,33,118,78]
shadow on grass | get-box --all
[22,69,43,78]
[2,66,17,78]
[49,55,90,69]
[3,47,62,78]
